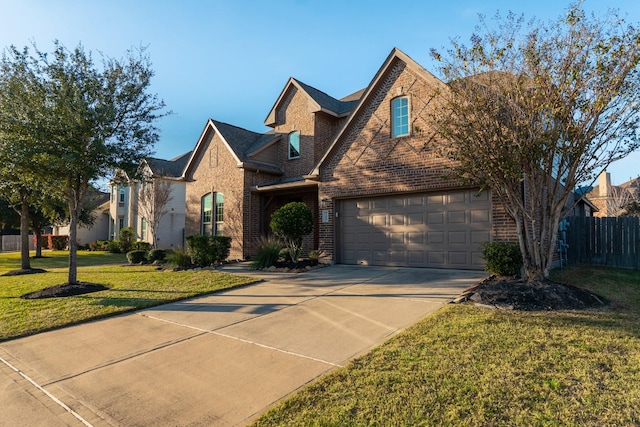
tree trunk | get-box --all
[67,201,79,284]
[19,193,31,270]
[34,228,43,258]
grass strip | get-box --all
[0,251,258,341]
[252,265,640,426]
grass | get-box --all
[0,250,258,341]
[252,265,640,426]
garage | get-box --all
[337,189,492,269]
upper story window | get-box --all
[119,188,126,205]
[288,131,300,159]
[202,193,212,236]
[391,96,410,138]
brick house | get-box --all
[586,171,639,217]
[182,48,520,269]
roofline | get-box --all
[237,162,284,175]
[265,78,323,127]
[251,178,318,192]
[311,48,448,176]
[246,134,282,157]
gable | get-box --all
[315,49,461,194]
[313,49,449,178]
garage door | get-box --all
[338,190,491,269]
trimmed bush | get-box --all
[481,242,523,276]
[186,235,232,266]
[119,227,136,253]
[210,236,232,263]
[279,248,292,263]
[126,250,147,264]
[250,236,283,270]
[107,240,121,254]
[51,235,69,250]
[270,202,313,263]
[133,241,152,252]
[186,235,212,266]
[147,249,167,262]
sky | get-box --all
[2,0,640,186]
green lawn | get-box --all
[0,250,258,341]
[253,265,640,426]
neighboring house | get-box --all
[586,171,640,217]
[109,151,191,249]
[52,191,110,246]
[182,48,523,270]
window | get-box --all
[214,193,224,235]
[141,218,147,240]
[118,217,124,231]
[202,193,212,236]
[391,96,409,137]
[288,131,300,159]
[119,188,126,205]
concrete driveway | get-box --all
[0,264,485,426]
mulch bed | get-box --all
[20,283,109,299]
[454,276,607,311]
[2,268,47,277]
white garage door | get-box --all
[338,190,491,269]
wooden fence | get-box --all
[564,216,640,269]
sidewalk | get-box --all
[0,264,485,426]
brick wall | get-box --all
[185,129,247,260]
[317,57,517,260]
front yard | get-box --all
[252,265,640,426]
[0,251,258,341]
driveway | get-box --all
[0,264,485,426]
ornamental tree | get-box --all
[428,3,640,280]
[269,202,313,264]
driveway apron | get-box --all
[0,265,485,426]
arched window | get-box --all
[201,193,212,236]
[391,96,410,138]
[288,131,300,159]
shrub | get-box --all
[51,235,69,250]
[119,227,136,253]
[186,235,232,266]
[186,235,212,266]
[133,241,152,252]
[93,240,110,251]
[308,249,320,261]
[270,202,313,264]
[250,236,282,270]
[126,250,147,264]
[107,240,121,254]
[167,248,192,269]
[210,236,232,263]
[481,242,523,276]
[279,248,292,263]
[147,249,167,262]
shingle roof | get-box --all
[293,78,359,115]
[146,150,192,177]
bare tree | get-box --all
[608,186,634,217]
[429,3,640,280]
[136,175,173,248]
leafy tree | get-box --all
[0,41,167,284]
[428,3,640,280]
[269,202,313,264]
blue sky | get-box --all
[2,0,640,185]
